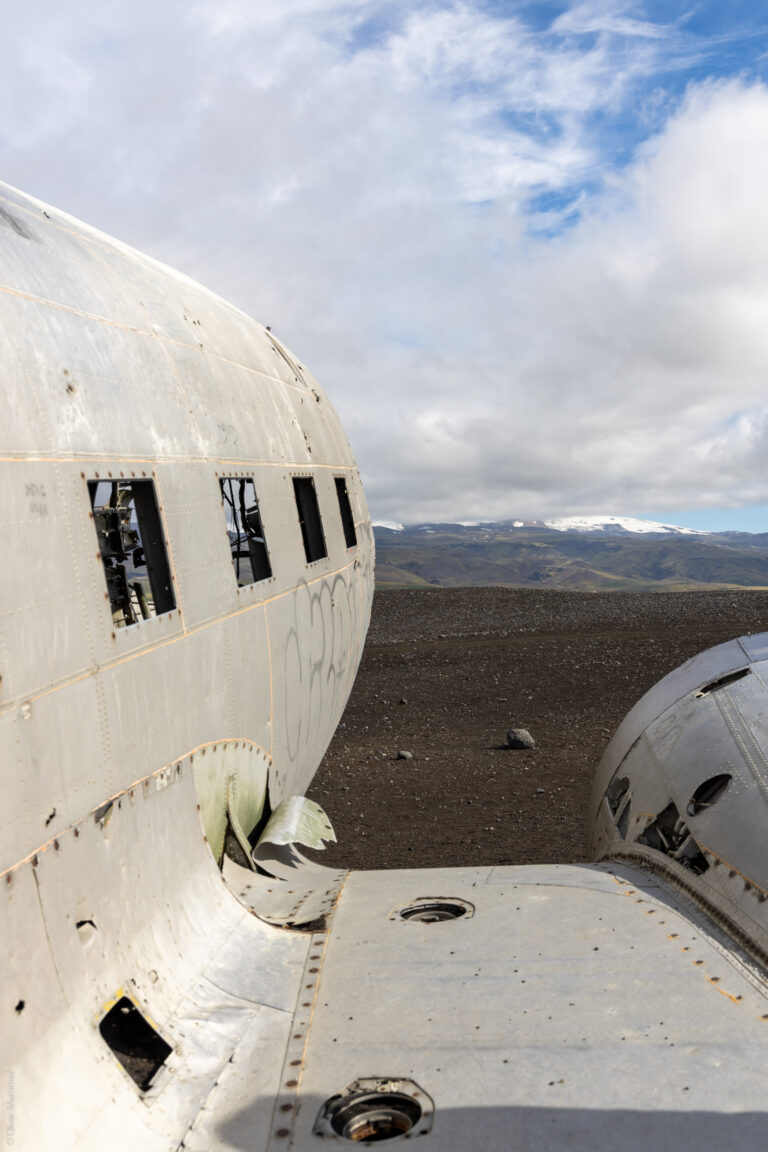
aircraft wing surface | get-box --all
[182,862,768,1151]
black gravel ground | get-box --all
[306,587,768,870]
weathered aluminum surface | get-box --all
[186,862,768,1150]
[0,182,372,1150]
[0,181,373,869]
[589,634,768,963]
[589,635,763,811]
[1,747,314,1150]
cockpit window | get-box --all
[334,476,357,549]
[89,479,175,628]
[293,476,327,563]
[219,477,272,585]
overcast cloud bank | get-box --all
[3,2,768,527]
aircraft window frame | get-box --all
[88,477,175,629]
[218,475,273,587]
[334,475,357,549]
[293,475,327,564]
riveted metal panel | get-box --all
[281,864,768,1152]
[0,462,94,700]
[590,636,755,821]
[0,675,102,872]
[0,180,373,1151]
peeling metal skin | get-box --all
[4,184,768,1151]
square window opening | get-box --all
[220,477,272,585]
[334,476,357,549]
[293,476,327,563]
[89,479,175,629]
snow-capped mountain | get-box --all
[540,515,707,536]
[372,516,707,536]
[371,516,768,589]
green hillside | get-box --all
[373,524,768,590]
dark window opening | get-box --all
[637,800,709,875]
[335,476,357,549]
[688,773,732,816]
[99,997,172,1091]
[696,667,750,697]
[606,775,631,838]
[219,478,272,585]
[606,775,630,817]
[89,479,175,628]
[293,477,327,563]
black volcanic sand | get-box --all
[306,587,768,871]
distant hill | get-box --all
[373,520,768,590]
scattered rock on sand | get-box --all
[506,728,535,750]
[307,588,768,871]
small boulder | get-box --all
[506,728,535,750]
[397,750,413,760]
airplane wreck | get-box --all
[2,183,768,1150]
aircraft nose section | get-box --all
[589,631,768,964]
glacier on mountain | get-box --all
[541,515,706,536]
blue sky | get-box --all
[4,2,768,530]
[641,505,768,534]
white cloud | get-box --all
[552,1,668,40]
[2,3,768,523]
